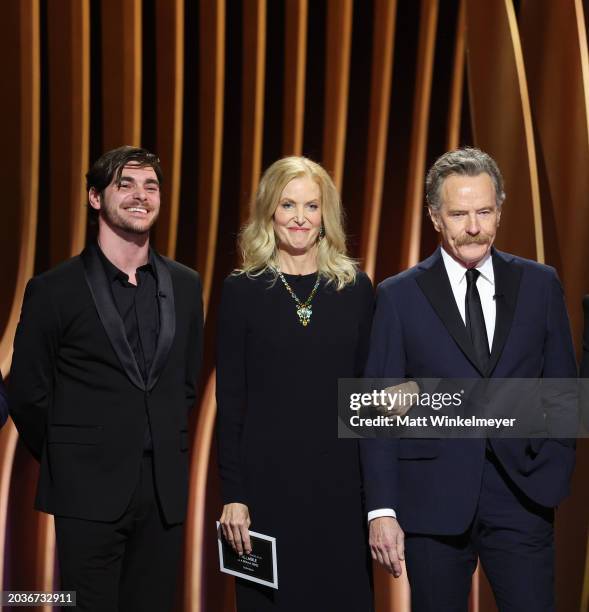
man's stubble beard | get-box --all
[100,205,159,236]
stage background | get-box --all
[1,0,589,610]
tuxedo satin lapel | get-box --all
[486,250,521,376]
[147,252,176,391]
[81,246,145,391]
[416,250,485,376]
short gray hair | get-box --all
[425,147,506,211]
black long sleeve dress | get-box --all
[216,269,374,612]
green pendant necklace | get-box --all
[277,270,320,326]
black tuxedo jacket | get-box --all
[360,248,577,534]
[10,244,203,524]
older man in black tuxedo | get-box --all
[10,146,203,611]
[362,148,576,611]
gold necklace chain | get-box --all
[277,270,320,326]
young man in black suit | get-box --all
[10,146,203,611]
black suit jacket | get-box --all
[361,248,577,534]
[9,244,203,524]
[0,372,8,428]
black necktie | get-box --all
[465,268,490,371]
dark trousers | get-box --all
[405,450,555,612]
[55,455,184,612]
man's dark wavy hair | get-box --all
[86,146,163,223]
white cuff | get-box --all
[367,508,397,523]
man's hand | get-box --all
[373,381,420,418]
[219,503,251,555]
[369,516,405,577]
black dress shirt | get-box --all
[97,245,160,449]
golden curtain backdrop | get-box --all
[1,1,589,610]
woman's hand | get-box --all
[219,503,252,555]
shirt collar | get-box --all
[95,242,156,284]
[440,246,495,287]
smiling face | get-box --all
[89,163,161,235]
[429,173,501,268]
[273,176,322,255]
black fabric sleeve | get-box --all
[215,276,249,505]
[185,274,204,412]
[354,272,375,377]
[9,276,61,460]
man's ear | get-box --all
[496,207,501,228]
[428,208,441,232]
[88,188,101,211]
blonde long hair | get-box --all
[237,156,357,289]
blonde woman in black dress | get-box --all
[216,157,374,611]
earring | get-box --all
[319,226,325,239]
